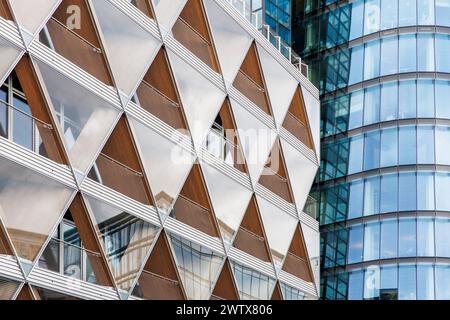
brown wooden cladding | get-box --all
[258,141,294,203]
[271,282,282,300]
[137,49,187,130]
[283,88,314,150]
[96,116,153,205]
[218,100,247,173]
[282,226,314,283]
[233,197,271,262]
[174,165,219,237]
[233,43,272,115]
[0,0,12,20]
[211,260,239,300]
[172,0,220,72]
[0,220,13,255]
[15,56,68,165]
[48,0,113,85]
[140,232,185,299]
[69,195,115,288]
[15,285,34,300]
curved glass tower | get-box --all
[293,0,450,300]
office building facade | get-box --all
[0,0,320,300]
[294,0,450,300]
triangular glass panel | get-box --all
[300,221,320,288]
[15,284,34,300]
[0,156,74,265]
[134,231,185,299]
[0,218,14,256]
[202,0,253,85]
[211,260,239,300]
[1,58,67,164]
[0,36,23,86]
[301,86,320,159]
[280,139,318,212]
[280,282,310,300]
[229,98,277,183]
[282,87,314,149]
[38,0,114,85]
[83,194,161,294]
[168,233,224,300]
[171,0,220,72]
[131,0,155,19]
[282,225,314,284]
[0,277,21,299]
[128,117,195,216]
[134,48,189,132]
[171,164,220,238]
[200,161,253,247]
[88,116,153,205]
[232,42,273,116]
[33,59,121,174]
[229,260,276,300]
[37,206,113,287]
[7,0,61,36]
[151,0,187,37]
[202,99,247,173]
[255,195,297,269]
[0,1,13,20]
[233,196,271,262]
[258,139,294,203]
[32,286,80,300]
[89,0,161,96]
[256,43,298,127]
[167,49,226,151]
[271,282,283,300]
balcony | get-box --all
[171,194,217,237]
[233,70,271,115]
[259,166,292,203]
[233,227,270,262]
[203,122,246,173]
[283,111,313,149]
[89,153,151,205]
[303,195,318,220]
[172,17,219,72]
[0,99,54,159]
[42,18,111,85]
[136,80,186,130]
[39,237,101,285]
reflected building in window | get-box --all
[293,0,450,300]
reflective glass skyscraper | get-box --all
[293,0,450,300]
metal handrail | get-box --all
[0,99,53,129]
[209,122,241,152]
[261,165,288,182]
[237,69,265,92]
[140,80,180,108]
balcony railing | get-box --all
[303,195,318,220]
[44,18,111,85]
[233,70,271,114]
[204,122,246,172]
[90,153,151,205]
[283,111,312,149]
[136,80,186,130]
[227,0,309,77]
[260,165,292,202]
[38,237,100,285]
[0,99,53,157]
